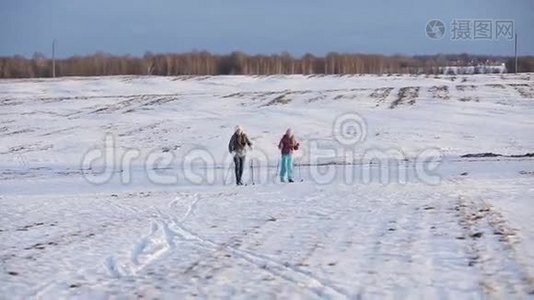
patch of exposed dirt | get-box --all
[307,94,328,102]
[370,87,394,105]
[221,92,243,98]
[454,195,533,295]
[118,121,165,137]
[16,222,55,232]
[262,93,292,106]
[90,96,142,114]
[459,97,479,102]
[428,85,450,100]
[38,94,132,104]
[389,86,420,108]
[39,126,79,137]
[0,98,23,107]
[486,84,506,89]
[461,152,534,158]
[509,84,534,98]
[0,128,34,137]
[0,143,54,155]
[456,85,477,92]
[332,92,363,101]
[125,96,179,113]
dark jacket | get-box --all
[229,132,252,157]
[278,134,299,155]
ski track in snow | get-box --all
[1,74,533,298]
[1,174,534,298]
[109,190,347,298]
[108,193,201,277]
[160,200,348,298]
[451,178,534,297]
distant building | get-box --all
[440,63,507,75]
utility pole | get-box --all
[52,39,56,78]
[514,33,518,73]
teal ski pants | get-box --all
[280,154,293,180]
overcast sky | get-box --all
[0,0,532,58]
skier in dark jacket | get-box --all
[278,128,299,182]
[228,125,252,185]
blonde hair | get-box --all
[285,128,292,136]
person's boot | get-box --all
[288,178,294,183]
[280,177,285,183]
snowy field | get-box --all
[1,74,534,299]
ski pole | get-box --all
[298,159,303,182]
[275,158,280,183]
[224,162,232,185]
[250,159,255,185]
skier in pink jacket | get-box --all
[278,128,299,183]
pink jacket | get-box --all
[278,134,299,155]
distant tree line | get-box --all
[0,51,532,78]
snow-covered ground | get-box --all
[1,74,533,299]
